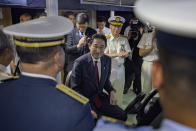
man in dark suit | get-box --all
[0,16,94,131]
[71,34,127,121]
[65,13,97,75]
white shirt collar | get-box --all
[91,55,101,80]
[79,30,85,36]
[110,34,119,41]
[160,119,196,131]
[97,27,106,32]
[21,72,56,82]
[91,55,101,63]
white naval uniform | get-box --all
[96,27,111,36]
[105,34,131,106]
[0,64,13,83]
[137,32,158,96]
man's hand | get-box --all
[118,52,130,58]
[123,52,130,58]
[77,35,87,48]
[110,91,117,105]
[91,110,98,119]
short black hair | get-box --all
[89,34,107,47]
[16,45,63,64]
[34,12,47,18]
[76,13,89,24]
[64,11,75,18]
[97,16,106,23]
[20,13,32,19]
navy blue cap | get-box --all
[135,0,196,57]
[157,31,196,57]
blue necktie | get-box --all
[80,32,84,39]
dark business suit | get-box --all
[65,27,97,73]
[71,53,127,121]
[0,75,94,131]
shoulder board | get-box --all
[106,34,111,39]
[56,84,89,105]
[101,116,132,126]
[1,75,19,83]
[120,34,128,38]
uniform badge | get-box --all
[115,17,120,22]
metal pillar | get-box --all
[46,0,58,16]
[110,10,115,17]
[90,10,97,29]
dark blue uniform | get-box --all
[0,74,94,131]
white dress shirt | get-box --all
[137,32,158,62]
[91,56,101,81]
[96,27,111,36]
[79,30,86,39]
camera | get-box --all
[86,36,92,44]
[129,20,139,39]
[144,23,153,33]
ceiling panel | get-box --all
[80,0,136,7]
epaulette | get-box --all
[56,84,89,105]
[120,34,128,38]
[1,75,19,83]
[101,116,132,127]
[106,34,111,39]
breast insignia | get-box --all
[56,84,89,105]
[106,34,111,39]
[120,34,128,38]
